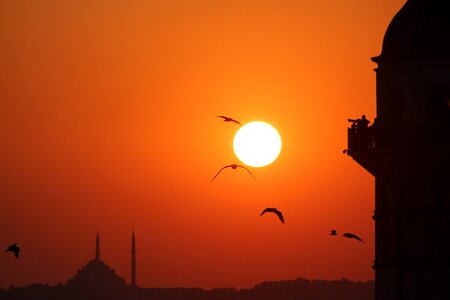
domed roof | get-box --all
[66,259,127,290]
[374,0,450,63]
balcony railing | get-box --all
[346,116,450,153]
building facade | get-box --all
[347,0,450,299]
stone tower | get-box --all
[95,231,100,260]
[347,0,450,299]
[131,230,137,287]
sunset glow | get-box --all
[233,121,282,167]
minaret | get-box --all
[131,229,136,287]
[95,231,100,260]
[346,1,450,299]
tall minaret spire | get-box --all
[95,231,100,260]
[131,229,136,287]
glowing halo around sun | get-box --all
[233,121,282,167]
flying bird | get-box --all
[329,230,338,236]
[5,243,21,259]
[216,116,242,126]
[342,233,365,243]
[260,208,285,224]
[212,164,256,181]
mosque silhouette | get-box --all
[0,232,140,300]
[65,231,136,292]
[1,231,374,300]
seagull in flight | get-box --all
[212,164,256,181]
[5,243,21,259]
[329,230,338,236]
[342,232,365,243]
[260,208,285,224]
[216,116,242,126]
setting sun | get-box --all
[233,121,282,167]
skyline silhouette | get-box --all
[2,232,374,300]
[0,276,374,300]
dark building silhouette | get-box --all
[131,229,137,287]
[0,233,374,300]
[347,0,450,299]
[65,231,136,293]
[95,231,100,260]
[1,277,374,300]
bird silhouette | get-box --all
[260,208,285,224]
[5,243,21,259]
[216,116,242,126]
[342,232,365,243]
[329,230,338,236]
[212,164,256,181]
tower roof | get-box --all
[373,0,450,63]
[95,231,100,260]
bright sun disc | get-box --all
[233,121,282,167]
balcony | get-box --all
[345,116,450,176]
[346,117,450,154]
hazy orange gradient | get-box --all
[0,0,405,289]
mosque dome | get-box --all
[65,259,127,290]
[65,232,132,292]
[374,0,450,63]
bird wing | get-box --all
[238,165,257,181]
[5,244,15,253]
[353,235,365,243]
[230,119,242,126]
[260,208,270,216]
[14,249,19,259]
[343,233,365,242]
[274,210,285,223]
[211,166,230,181]
[211,167,226,181]
[217,115,242,125]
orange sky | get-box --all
[1,0,405,289]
